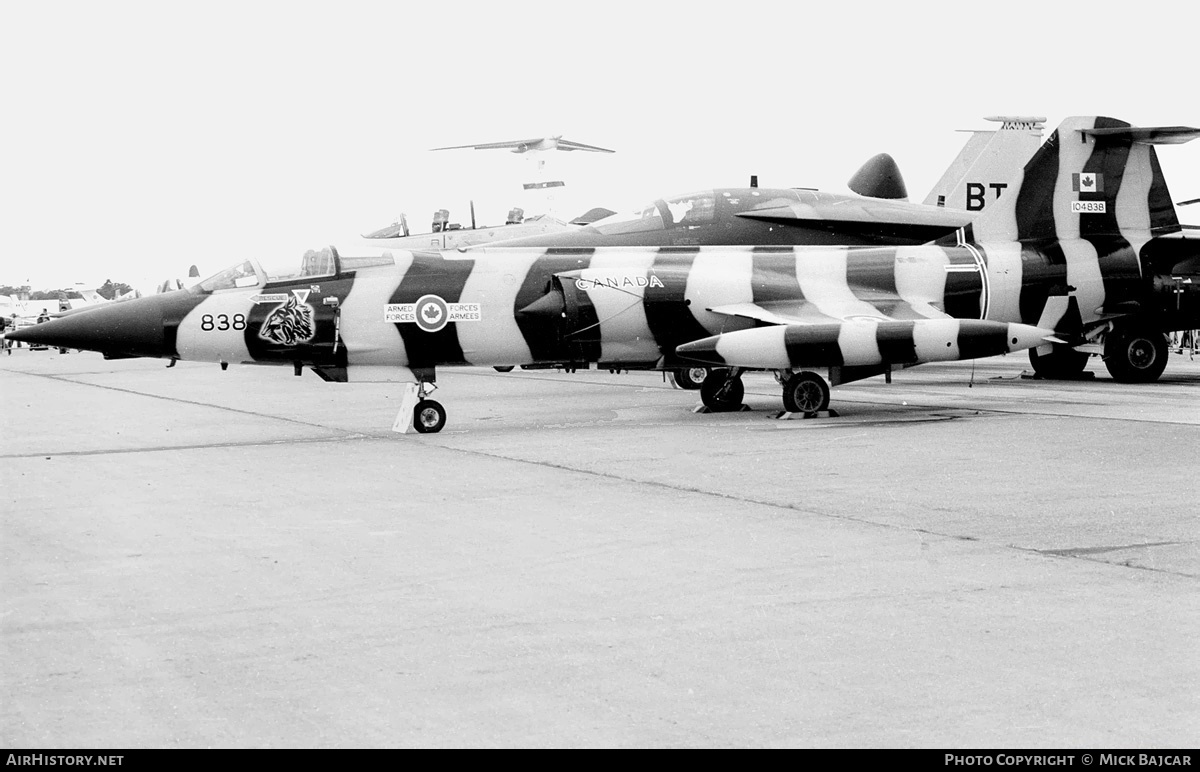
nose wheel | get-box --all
[395,377,447,434]
[413,399,446,434]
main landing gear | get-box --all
[780,370,831,414]
[1028,344,1091,379]
[699,368,836,415]
[700,368,744,411]
[670,366,709,390]
[1104,324,1169,383]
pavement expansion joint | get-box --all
[7,369,352,434]
[1019,542,1197,579]
[2,432,371,460]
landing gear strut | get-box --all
[1104,325,1169,383]
[700,368,744,411]
[781,371,830,414]
[394,377,446,434]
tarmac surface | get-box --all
[2,346,1197,748]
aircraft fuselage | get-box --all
[22,239,1194,376]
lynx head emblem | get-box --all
[259,294,315,346]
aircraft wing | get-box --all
[736,199,970,230]
[552,139,615,153]
[431,138,549,151]
[430,137,614,153]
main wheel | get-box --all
[700,370,744,412]
[413,399,447,433]
[1028,344,1090,379]
[782,371,830,414]
[672,366,708,390]
[1104,326,1169,383]
[493,365,515,372]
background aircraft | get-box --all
[12,117,1197,435]
[483,116,1044,251]
[370,117,1039,266]
[431,135,615,218]
[923,116,1045,211]
[360,206,590,252]
[430,135,615,155]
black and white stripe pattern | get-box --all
[21,117,1195,386]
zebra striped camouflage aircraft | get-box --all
[10,117,1198,434]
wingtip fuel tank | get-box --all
[675,319,1057,370]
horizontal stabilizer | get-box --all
[1081,126,1200,145]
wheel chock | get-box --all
[392,383,422,433]
[1019,370,1097,381]
[692,404,752,414]
[773,409,840,420]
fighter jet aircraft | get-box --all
[482,116,1043,250]
[464,117,1042,388]
[360,207,585,251]
[374,117,1037,259]
[11,116,1197,435]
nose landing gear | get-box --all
[394,375,446,434]
[413,396,446,434]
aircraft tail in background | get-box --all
[923,116,1045,213]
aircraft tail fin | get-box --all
[960,117,1200,244]
[923,116,1044,211]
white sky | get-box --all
[1,0,1196,292]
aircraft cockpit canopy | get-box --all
[197,260,261,292]
[590,191,717,236]
[197,247,342,293]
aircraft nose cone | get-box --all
[5,296,170,358]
